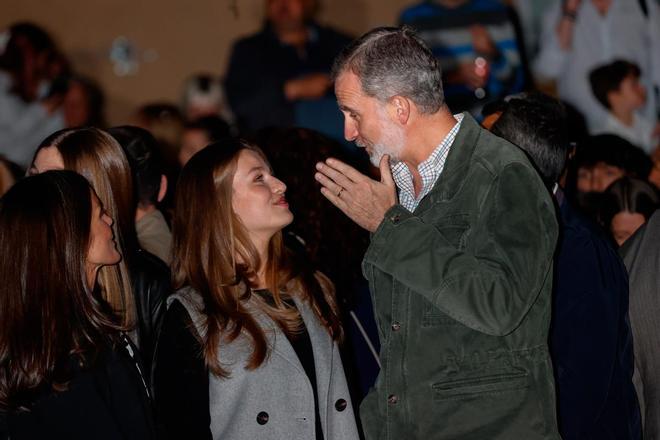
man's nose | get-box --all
[344,119,358,142]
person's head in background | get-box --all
[107,126,167,221]
[108,125,171,265]
[266,0,315,33]
[0,22,66,102]
[133,103,184,171]
[179,116,231,166]
[589,60,646,122]
[62,75,106,128]
[601,176,659,246]
[490,92,569,189]
[571,134,652,194]
[181,73,233,123]
[29,127,137,329]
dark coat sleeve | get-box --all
[153,301,211,440]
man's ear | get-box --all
[389,96,411,125]
[157,174,168,203]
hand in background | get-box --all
[284,73,331,101]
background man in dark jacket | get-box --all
[491,92,641,440]
[315,27,560,439]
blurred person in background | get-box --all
[590,60,660,154]
[0,171,155,439]
[180,73,234,124]
[179,115,231,167]
[399,0,529,116]
[133,103,185,212]
[109,126,172,266]
[491,92,641,440]
[601,176,659,246]
[30,128,171,380]
[62,74,106,128]
[225,0,352,133]
[534,0,660,132]
[0,22,67,168]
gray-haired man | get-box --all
[315,27,560,439]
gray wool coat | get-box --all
[169,284,360,440]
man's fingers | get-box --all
[324,158,367,183]
[320,186,349,212]
[315,161,355,189]
[315,171,350,199]
[379,154,395,187]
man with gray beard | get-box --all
[315,27,560,439]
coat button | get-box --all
[256,411,269,425]
[387,394,399,404]
[335,398,347,412]
[390,214,401,223]
[391,322,401,331]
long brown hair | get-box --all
[172,139,341,377]
[0,171,122,410]
[32,127,136,328]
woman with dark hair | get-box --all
[153,139,359,439]
[602,176,660,246]
[0,170,155,439]
[29,127,171,378]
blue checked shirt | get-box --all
[391,114,463,212]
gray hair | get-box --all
[331,26,444,114]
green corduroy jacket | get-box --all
[360,113,561,440]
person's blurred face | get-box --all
[335,71,405,166]
[231,150,293,244]
[63,82,91,127]
[32,146,64,173]
[179,129,211,166]
[611,211,645,246]
[609,74,646,113]
[576,161,625,193]
[266,0,306,31]
[86,192,121,286]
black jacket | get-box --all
[1,338,156,440]
[130,248,171,384]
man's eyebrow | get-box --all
[339,104,358,114]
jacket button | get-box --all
[335,398,347,412]
[391,322,401,331]
[387,394,399,404]
[390,214,401,223]
[256,411,269,425]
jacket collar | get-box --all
[414,111,481,212]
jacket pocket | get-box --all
[432,370,529,401]
[422,211,471,251]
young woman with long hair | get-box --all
[153,139,359,439]
[0,170,155,439]
[30,127,171,376]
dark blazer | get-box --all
[550,198,641,440]
[620,210,660,440]
[1,338,156,440]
